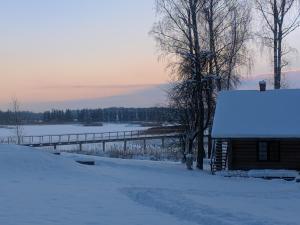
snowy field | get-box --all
[0,123,148,137]
[0,144,299,225]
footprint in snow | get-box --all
[120,187,295,225]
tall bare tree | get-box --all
[152,0,211,169]
[202,0,252,90]
[255,0,300,89]
[201,0,251,157]
[152,0,251,169]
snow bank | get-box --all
[0,144,83,176]
[215,170,248,177]
[216,169,299,180]
[248,170,299,178]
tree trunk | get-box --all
[197,98,205,169]
[277,17,283,89]
[196,131,204,169]
[273,0,280,89]
[181,137,187,163]
[185,137,194,170]
[207,0,216,159]
[207,128,212,159]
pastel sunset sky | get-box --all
[1,0,300,111]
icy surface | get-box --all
[1,144,300,225]
[0,123,148,137]
[212,89,300,138]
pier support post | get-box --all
[103,141,106,152]
[143,139,146,151]
[124,140,127,151]
[79,143,82,151]
[162,137,165,149]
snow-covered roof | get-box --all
[212,89,300,139]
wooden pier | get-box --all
[0,130,184,151]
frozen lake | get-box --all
[0,123,181,161]
[0,123,149,137]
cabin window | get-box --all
[269,141,280,161]
[258,142,268,161]
[257,141,280,162]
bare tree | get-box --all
[202,0,252,90]
[152,0,251,169]
[11,97,23,144]
[201,0,252,157]
[152,0,212,169]
[255,0,300,89]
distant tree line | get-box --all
[0,107,179,125]
[0,111,42,125]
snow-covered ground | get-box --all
[0,123,148,137]
[0,144,299,225]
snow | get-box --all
[0,144,300,225]
[216,170,299,179]
[212,89,300,138]
[248,170,299,178]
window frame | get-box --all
[256,140,281,162]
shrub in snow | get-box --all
[48,141,184,162]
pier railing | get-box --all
[0,130,183,146]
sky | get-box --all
[0,0,300,111]
[0,0,167,109]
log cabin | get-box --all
[211,81,300,172]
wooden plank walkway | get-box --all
[0,130,184,149]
